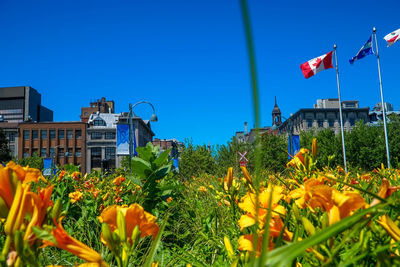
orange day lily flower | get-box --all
[98,204,159,246]
[69,191,83,204]
[42,219,109,266]
[112,176,125,186]
[24,185,54,241]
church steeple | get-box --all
[272,96,282,126]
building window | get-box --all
[75,148,82,157]
[32,148,38,156]
[58,130,65,139]
[67,129,73,139]
[328,120,334,127]
[307,120,313,128]
[41,130,47,139]
[94,117,106,126]
[67,148,73,157]
[75,129,82,139]
[49,147,55,157]
[23,130,30,140]
[105,132,116,140]
[317,120,324,127]
[91,147,102,168]
[349,118,356,126]
[32,130,38,140]
[105,147,115,160]
[91,132,103,140]
[50,130,56,139]
[6,132,15,142]
[40,148,47,157]
[58,147,64,157]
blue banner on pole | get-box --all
[288,135,300,159]
[43,158,52,176]
[117,124,129,155]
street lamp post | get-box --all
[128,101,158,172]
[280,115,294,157]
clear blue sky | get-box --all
[1,0,399,145]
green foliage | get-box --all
[0,129,11,164]
[258,133,287,173]
[17,152,44,170]
[178,139,216,179]
[130,142,173,212]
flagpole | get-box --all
[334,44,348,173]
[373,27,391,168]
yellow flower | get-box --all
[238,185,288,233]
[98,204,159,246]
[198,186,208,192]
[42,219,109,266]
[69,191,83,204]
[287,148,309,168]
[377,214,400,241]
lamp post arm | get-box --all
[130,101,156,117]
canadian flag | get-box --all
[300,51,333,79]
[384,28,400,47]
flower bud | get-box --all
[321,212,329,229]
[311,138,318,158]
[292,202,300,222]
[302,217,316,236]
[51,199,62,221]
[117,211,127,242]
[131,225,141,247]
[224,236,234,260]
[102,223,113,248]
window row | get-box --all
[23,129,82,140]
[23,147,82,158]
[90,131,116,140]
[306,119,357,128]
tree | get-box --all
[178,139,216,179]
[258,133,287,173]
[0,129,11,164]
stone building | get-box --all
[279,99,370,135]
[86,112,120,173]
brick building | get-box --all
[80,97,115,123]
[18,122,86,171]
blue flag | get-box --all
[349,35,374,64]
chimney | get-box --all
[244,122,248,135]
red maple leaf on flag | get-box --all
[312,57,322,68]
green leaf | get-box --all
[131,157,152,179]
[32,226,56,244]
[153,149,171,168]
[258,204,382,267]
[136,146,153,162]
[154,164,172,180]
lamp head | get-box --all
[150,113,158,122]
